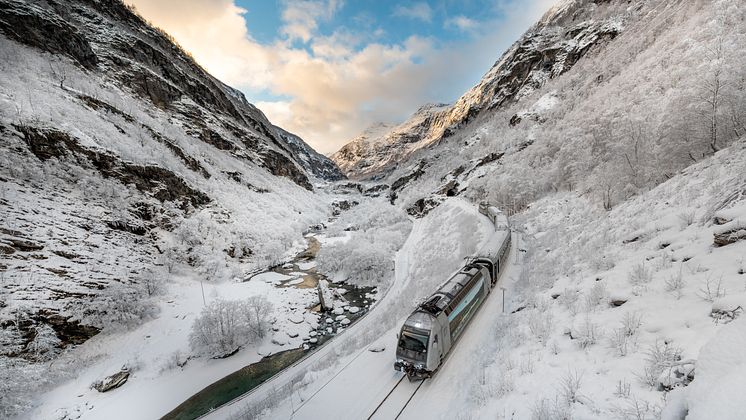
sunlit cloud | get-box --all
[127,0,558,154]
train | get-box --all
[394,204,511,379]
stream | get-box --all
[161,232,376,420]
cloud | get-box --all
[280,0,343,43]
[392,3,433,23]
[445,15,478,32]
[127,0,560,154]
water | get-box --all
[161,234,376,420]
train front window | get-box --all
[399,331,428,353]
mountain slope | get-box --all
[0,0,338,415]
[331,104,449,180]
[360,0,744,218]
[331,0,629,179]
[273,126,345,181]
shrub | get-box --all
[77,283,159,330]
[189,297,273,358]
[664,264,685,299]
[573,316,602,349]
[637,340,682,388]
[628,263,652,285]
[698,275,726,302]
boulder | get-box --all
[92,370,129,393]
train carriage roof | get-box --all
[473,229,510,264]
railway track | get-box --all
[367,375,425,420]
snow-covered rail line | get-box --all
[367,375,425,420]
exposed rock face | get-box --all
[331,0,629,179]
[274,126,345,181]
[0,1,97,68]
[331,105,447,180]
[15,125,210,209]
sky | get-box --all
[127,0,559,154]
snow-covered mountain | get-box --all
[0,0,339,413]
[331,104,449,179]
[331,0,629,179]
[273,126,346,181]
[3,0,746,418]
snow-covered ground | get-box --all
[26,258,321,420]
[208,140,746,420]
[207,197,498,419]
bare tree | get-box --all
[697,38,726,153]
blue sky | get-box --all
[130,0,558,153]
[237,0,513,103]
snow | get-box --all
[685,316,746,420]
[297,261,317,270]
[25,272,321,420]
[204,197,496,419]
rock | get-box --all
[714,228,746,247]
[348,306,360,314]
[4,237,44,252]
[271,338,286,346]
[658,360,696,392]
[106,219,147,236]
[309,338,318,344]
[288,313,304,324]
[317,280,335,312]
[406,197,441,218]
[326,327,333,334]
[391,160,427,193]
[92,370,129,393]
[368,345,385,353]
[340,318,351,326]
[332,307,345,315]
[0,1,98,69]
[436,180,460,197]
[610,299,627,307]
[335,315,347,322]
[287,331,299,338]
[331,200,359,216]
[15,126,210,209]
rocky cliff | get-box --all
[331,0,630,179]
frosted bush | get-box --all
[637,340,682,388]
[621,312,643,336]
[531,397,572,420]
[76,283,159,331]
[584,282,608,311]
[698,275,726,302]
[26,324,61,361]
[573,316,602,349]
[628,263,652,285]
[189,297,273,358]
[528,310,554,343]
[317,201,411,287]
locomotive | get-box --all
[394,205,511,379]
